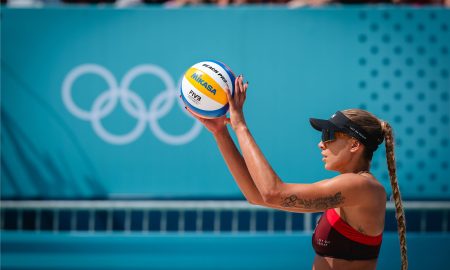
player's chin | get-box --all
[323,160,335,171]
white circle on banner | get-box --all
[62,64,202,145]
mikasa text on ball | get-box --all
[180,60,236,118]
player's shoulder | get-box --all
[331,172,386,193]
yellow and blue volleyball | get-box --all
[180,60,236,118]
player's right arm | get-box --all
[184,109,265,205]
[212,128,266,205]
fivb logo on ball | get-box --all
[181,60,236,119]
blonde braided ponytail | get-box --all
[381,121,408,270]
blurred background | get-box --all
[1,1,449,269]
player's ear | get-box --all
[349,138,362,153]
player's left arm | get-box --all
[233,124,373,212]
[226,75,375,212]
[261,174,373,212]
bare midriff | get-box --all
[312,255,377,270]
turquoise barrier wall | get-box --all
[1,7,449,199]
[1,232,449,270]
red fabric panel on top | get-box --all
[326,208,382,246]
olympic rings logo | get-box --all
[62,64,202,145]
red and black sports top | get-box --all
[312,208,382,260]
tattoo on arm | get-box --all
[281,192,345,210]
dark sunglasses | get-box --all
[321,129,337,143]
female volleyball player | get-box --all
[184,75,408,270]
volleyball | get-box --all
[180,60,236,118]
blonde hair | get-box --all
[342,109,408,270]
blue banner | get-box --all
[1,7,449,199]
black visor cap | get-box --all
[309,118,342,142]
[309,111,380,151]
[309,118,340,132]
